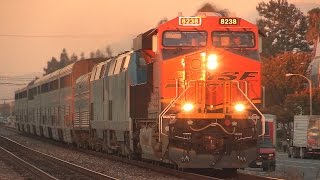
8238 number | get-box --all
[219,18,238,25]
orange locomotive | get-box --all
[133,12,265,170]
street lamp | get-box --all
[285,73,312,116]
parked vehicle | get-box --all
[288,115,320,158]
[249,114,276,171]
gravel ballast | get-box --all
[0,127,181,180]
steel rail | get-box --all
[0,146,58,180]
[0,135,118,180]
[1,125,282,180]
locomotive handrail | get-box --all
[158,80,197,141]
[231,80,265,137]
[244,81,248,95]
[189,122,236,135]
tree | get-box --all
[43,57,60,75]
[256,0,311,57]
[95,49,104,58]
[43,49,74,75]
[306,8,320,42]
[105,45,113,58]
[284,87,320,116]
[196,3,229,17]
[80,52,85,60]
[70,53,78,62]
[262,52,313,122]
[90,51,95,58]
[285,92,310,116]
[59,48,71,68]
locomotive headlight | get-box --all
[234,103,245,112]
[182,103,194,112]
[207,54,218,70]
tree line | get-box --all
[256,0,320,122]
[43,46,113,75]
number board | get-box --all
[219,18,239,25]
[179,17,202,26]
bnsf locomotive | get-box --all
[14,12,265,170]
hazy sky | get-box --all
[0,0,319,75]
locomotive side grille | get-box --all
[74,111,89,128]
[74,112,80,126]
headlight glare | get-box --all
[234,103,245,112]
[207,54,218,70]
[182,103,194,112]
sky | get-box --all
[0,0,319,101]
[1,0,319,76]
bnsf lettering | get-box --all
[239,72,258,80]
[217,72,239,81]
[207,72,258,81]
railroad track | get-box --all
[0,135,118,180]
[66,148,282,180]
[39,141,280,180]
[1,126,282,180]
[0,146,56,179]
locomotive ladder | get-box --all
[158,80,197,141]
[231,80,265,137]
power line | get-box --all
[0,75,38,78]
[0,80,34,82]
[0,34,110,38]
[0,79,34,81]
[0,83,27,85]
[0,76,37,81]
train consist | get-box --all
[14,12,265,170]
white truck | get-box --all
[288,115,320,158]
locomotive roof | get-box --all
[158,14,257,31]
[15,63,75,93]
[75,72,91,84]
[32,63,74,87]
[87,50,134,82]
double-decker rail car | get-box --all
[14,87,28,132]
[15,58,104,143]
[15,12,265,171]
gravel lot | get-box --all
[0,127,182,180]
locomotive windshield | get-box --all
[162,31,207,47]
[212,31,255,48]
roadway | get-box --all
[276,152,320,180]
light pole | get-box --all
[285,73,312,116]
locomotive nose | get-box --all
[184,51,220,81]
[207,54,219,70]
